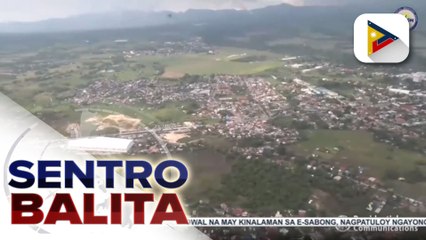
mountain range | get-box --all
[0,0,424,33]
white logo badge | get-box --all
[354,14,410,63]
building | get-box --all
[114,39,129,43]
[389,88,410,95]
[67,137,134,154]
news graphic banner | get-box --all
[188,217,426,229]
[0,93,209,239]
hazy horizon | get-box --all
[2,0,418,23]
[0,0,311,23]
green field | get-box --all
[167,58,281,75]
[111,149,233,203]
[1,45,285,110]
[290,130,426,181]
[3,46,285,127]
[130,47,283,76]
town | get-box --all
[66,52,426,226]
[1,19,426,239]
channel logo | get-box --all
[395,7,418,30]
[354,14,410,63]
[368,21,399,56]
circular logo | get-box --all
[395,7,418,30]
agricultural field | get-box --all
[129,47,284,76]
[110,149,233,203]
[290,130,426,182]
[0,44,284,103]
[0,42,287,133]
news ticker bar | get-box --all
[187,218,426,227]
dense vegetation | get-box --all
[216,159,312,215]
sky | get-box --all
[0,0,309,22]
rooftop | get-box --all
[67,137,134,153]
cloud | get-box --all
[0,0,305,22]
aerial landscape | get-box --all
[1,0,426,239]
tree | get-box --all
[277,144,287,155]
[405,169,425,183]
[384,169,399,180]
